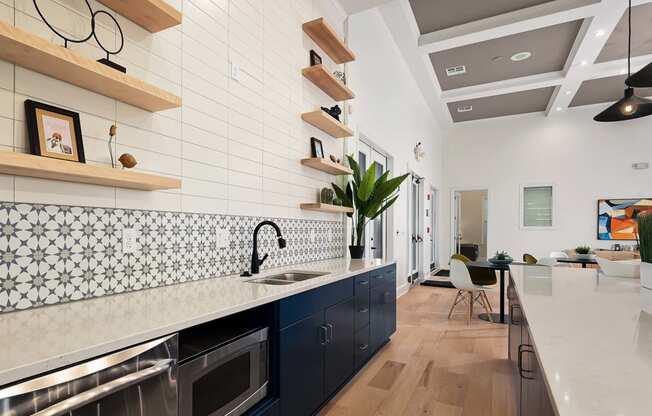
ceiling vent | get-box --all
[457,105,473,113]
[446,65,466,77]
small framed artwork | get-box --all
[310,49,322,66]
[25,100,85,163]
[310,137,324,158]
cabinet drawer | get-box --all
[355,295,370,331]
[355,273,371,296]
[355,325,371,369]
[383,264,396,287]
[279,278,354,329]
[370,268,387,288]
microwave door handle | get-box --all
[32,359,173,416]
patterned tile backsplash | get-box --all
[0,202,344,313]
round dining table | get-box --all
[556,257,599,268]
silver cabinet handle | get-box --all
[359,344,369,351]
[358,308,369,313]
[326,323,333,343]
[359,280,369,285]
[320,325,328,346]
[32,359,173,416]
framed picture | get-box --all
[25,100,85,163]
[310,137,324,158]
[598,198,652,240]
[310,49,322,66]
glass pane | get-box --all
[411,182,417,269]
[358,151,367,173]
[523,186,553,227]
[193,352,251,415]
[373,163,384,259]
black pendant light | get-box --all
[594,0,652,122]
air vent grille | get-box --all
[446,65,466,76]
[457,105,473,113]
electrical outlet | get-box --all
[122,228,138,254]
[230,62,240,81]
[217,229,230,248]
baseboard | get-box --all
[397,282,409,298]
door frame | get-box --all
[407,172,425,285]
[449,187,490,260]
[429,186,439,271]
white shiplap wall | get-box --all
[0,0,347,220]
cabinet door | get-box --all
[519,325,556,416]
[279,313,325,416]
[383,282,397,339]
[324,297,356,397]
[370,287,386,353]
[508,283,522,363]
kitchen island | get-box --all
[508,264,652,416]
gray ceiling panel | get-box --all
[570,75,652,107]
[448,87,556,122]
[596,3,652,63]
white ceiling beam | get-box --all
[378,0,454,128]
[589,54,652,78]
[547,0,629,115]
[441,71,565,103]
[418,0,601,54]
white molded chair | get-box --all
[537,257,559,267]
[448,259,496,325]
[550,251,569,259]
[596,257,641,278]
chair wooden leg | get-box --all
[482,291,494,313]
[479,291,494,323]
[467,291,473,326]
[448,290,462,319]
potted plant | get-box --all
[575,245,593,260]
[639,212,652,290]
[332,155,408,259]
[489,251,513,265]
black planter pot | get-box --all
[349,245,365,259]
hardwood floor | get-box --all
[321,285,517,416]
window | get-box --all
[521,185,554,229]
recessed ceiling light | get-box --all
[565,90,572,95]
[510,51,532,62]
[581,60,588,66]
[556,107,563,112]
[620,68,627,75]
[596,29,605,37]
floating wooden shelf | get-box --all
[98,0,182,33]
[0,152,181,191]
[300,203,353,214]
[302,65,354,101]
[0,21,181,112]
[301,110,353,138]
[303,18,355,64]
[301,158,352,175]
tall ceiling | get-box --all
[376,0,652,126]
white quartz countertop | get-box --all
[509,264,652,416]
[0,258,394,387]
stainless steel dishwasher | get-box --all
[0,334,178,416]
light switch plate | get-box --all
[122,228,138,254]
[230,62,240,81]
[217,229,230,248]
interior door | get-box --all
[408,175,421,283]
[430,189,438,270]
[358,140,387,260]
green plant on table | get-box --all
[332,155,408,247]
[492,251,512,261]
[638,212,652,263]
[575,246,591,255]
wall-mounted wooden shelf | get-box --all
[0,21,181,112]
[301,158,352,175]
[303,18,355,64]
[301,110,353,138]
[98,0,182,33]
[302,65,354,101]
[0,152,181,191]
[300,203,353,214]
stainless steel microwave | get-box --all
[178,327,269,416]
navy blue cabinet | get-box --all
[278,264,396,415]
[324,297,356,395]
[279,313,325,416]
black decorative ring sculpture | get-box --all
[92,10,126,73]
[33,0,94,48]
[33,0,127,73]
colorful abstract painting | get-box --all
[598,198,652,240]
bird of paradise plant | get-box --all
[332,155,408,258]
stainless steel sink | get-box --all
[247,271,328,285]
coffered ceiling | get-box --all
[376,0,652,126]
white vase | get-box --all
[641,262,652,290]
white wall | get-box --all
[0,0,347,221]
[443,106,652,261]
[348,8,444,293]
